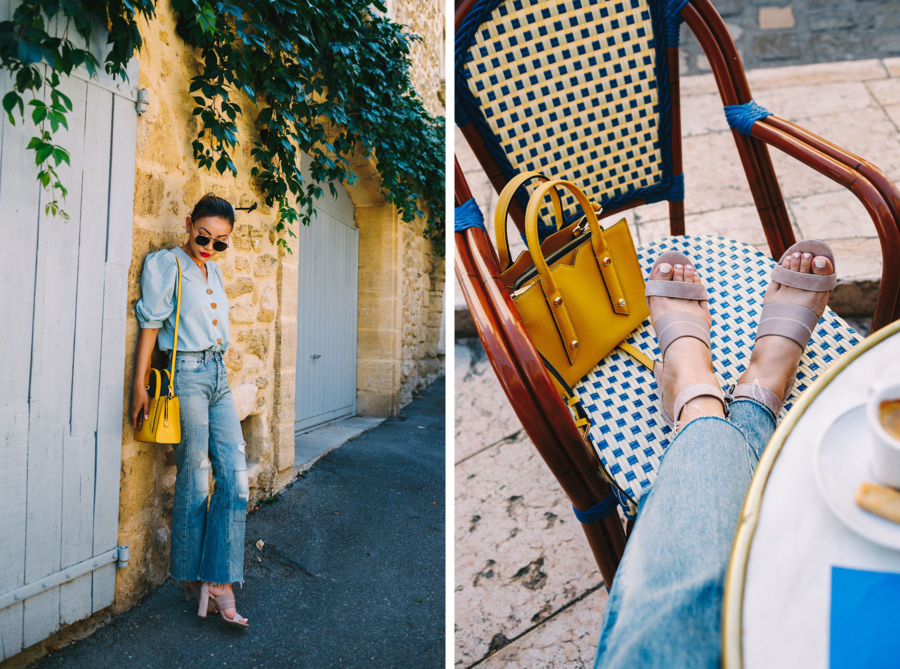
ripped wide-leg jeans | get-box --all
[169,350,248,584]
[594,399,776,669]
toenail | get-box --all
[793,252,800,258]
[814,258,826,269]
[674,264,683,269]
[659,263,671,274]
[685,265,693,270]
[802,253,811,259]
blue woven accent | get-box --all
[665,0,691,46]
[455,0,686,227]
[572,490,620,524]
[454,198,486,233]
[724,100,772,136]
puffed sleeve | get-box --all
[134,251,178,329]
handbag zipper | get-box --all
[512,232,592,290]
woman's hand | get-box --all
[132,327,159,430]
[132,382,150,429]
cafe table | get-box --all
[723,318,900,668]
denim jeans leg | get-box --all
[594,416,756,669]
[727,398,777,468]
[169,358,215,581]
[197,359,248,584]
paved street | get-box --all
[679,0,899,76]
[32,379,446,669]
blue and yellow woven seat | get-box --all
[578,235,860,515]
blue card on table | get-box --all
[830,566,900,668]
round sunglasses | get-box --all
[193,230,229,252]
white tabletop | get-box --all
[723,320,900,669]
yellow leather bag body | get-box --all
[135,254,183,444]
[496,173,651,390]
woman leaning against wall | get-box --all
[131,192,250,627]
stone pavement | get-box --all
[29,379,445,669]
[456,57,900,336]
[678,0,899,77]
[455,341,608,668]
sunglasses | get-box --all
[193,230,229,252]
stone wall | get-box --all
[0,0,444,664]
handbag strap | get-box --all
[168,254,183,398]
[494,171,564,272]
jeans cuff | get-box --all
[729,396,778,426]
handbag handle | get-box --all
[145,368,162,400]
[168,255,183,399]
[524,180,630,363]
[494,171,564,271]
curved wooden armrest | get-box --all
[762,116,900,231]
[748,118,900,329]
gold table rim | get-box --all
[722,318,900,669]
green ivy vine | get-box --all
[1,0,444,251]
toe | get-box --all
[781,255,792,270]
[692,268,703,284]
[652,261,673,281]
[812,255,833,275]
[789,252,801,272]
[799,252,812,274]
[683,264,694,283]
[673,263,684,282]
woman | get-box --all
[131,192,249,627]
[594,241,836,667]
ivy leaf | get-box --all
[17,40,44,66]
[35,144,54,164]
[196,4,217,34]
[2,91,23,124]
[52,147,70,166]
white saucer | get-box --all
[814,404,900,551]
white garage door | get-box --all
[294,182,359,432]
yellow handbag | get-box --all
[496,173,652,392]
[135,254,183,444]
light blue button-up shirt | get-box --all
[135,246,230,353]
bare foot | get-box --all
[738,251,835,399]
[207,582,247,624]
[649,261,724,428]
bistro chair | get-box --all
[454,0,900,589]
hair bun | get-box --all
[190,192,235,227]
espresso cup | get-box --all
[867,382,900,489]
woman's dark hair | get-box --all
[190,192,235,227]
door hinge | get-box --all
[0,546,130,612]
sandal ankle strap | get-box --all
[730,382,783,418]
[673,383,727,425]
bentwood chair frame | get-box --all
[455,0,900,589]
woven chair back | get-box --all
[456,0,688,228]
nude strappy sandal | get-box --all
[197,582,249,628]
[729,239,837,417]
[183,582,218,614]
[646,251,727,428]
